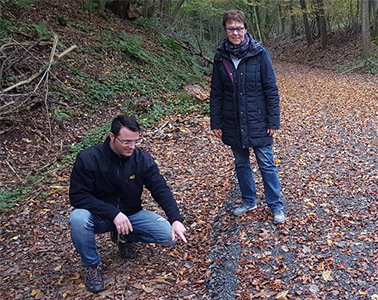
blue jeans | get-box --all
[69,209,174,267]
[232,145,284,213]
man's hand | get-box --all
[171,220,187,243]
[212,129,222,139]
[113,212,133,235]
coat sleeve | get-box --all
[210,60,224,130]
[260,49,280,129]
[143,154,183,224]
[69,152,121,221]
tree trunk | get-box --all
[141,0,155,18]
[300,0,314,45]
[253,5,263,42]
[315,0,329,48]
[158,0,170,17]
[277,2,284,34]
[361,0,371,57]
[170,0,185,21]
[372,0,378,38]
[289,2,297,38]
[112,0,139,20]
[356,0,360,24]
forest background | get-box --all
[0,0,377,204]
[0,0,377,300]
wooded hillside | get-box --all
[0,1,377,299]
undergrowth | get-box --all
[0,6,210,209]
[338,53,378,74]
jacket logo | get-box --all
[129,175,135,180]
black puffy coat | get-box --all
[210,36,280,149]
[69,137,183,224]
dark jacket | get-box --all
[210,36,280,149]
[69,137,183,224]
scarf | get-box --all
[224,33,250,59]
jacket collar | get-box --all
[103,136,132,162]
[215,33,263,61]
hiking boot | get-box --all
[273,210,285,224]
[85,265,104,293]
[233,202,257,216]
[110,231,137,259]
[118,240,137,259]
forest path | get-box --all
[0,62,377,300]
[207,62,378,300]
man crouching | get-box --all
[69,115,186,293]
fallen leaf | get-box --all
[30,289,41,296]
[54,265,62,272]
[322,270,332,281]
[276,290,289,300]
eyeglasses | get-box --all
[225,26,245,33]
[116,136,141,146]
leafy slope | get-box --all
[1,61,378,299]
[1,1,378,299]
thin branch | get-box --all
[35,157,57,172]
[367,58,378,66]
[340,62,365,74]
[1,70,44,93]
[40,34,59,138]
[56,45,77,59]
[34,35,58,92]
[0,40,52,53]
[5,160,25,183]
[0,42,77,93]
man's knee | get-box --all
[69,209,91,228]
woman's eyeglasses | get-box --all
[225,27,245,33]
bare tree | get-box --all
[170,0,185,22]
[141,0,155,18]
[276,1,284,35]
[252,2,263,41]
[300,0,313,45]
[314,0,329,48]
[111,0,139,20]
[361,0,371,56]
[372,0,378,38]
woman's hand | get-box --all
[212,129,222,139]
[267,128,278,136]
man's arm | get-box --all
[69,152,121,221]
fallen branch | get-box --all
[1,70,44,93]
[0,92,40,116]
[5,160,25,183]
[175,39,213,65]
[340,62,365,74]
[0,40,53,53]
[367,58,378,66]
[1,43,77,93]
[35,157,57,172]
[41,35,59,138]
[56,44,77,59]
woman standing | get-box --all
[210,10,285,223]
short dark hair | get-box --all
[111,115,140,136]
[223,10,247,28]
